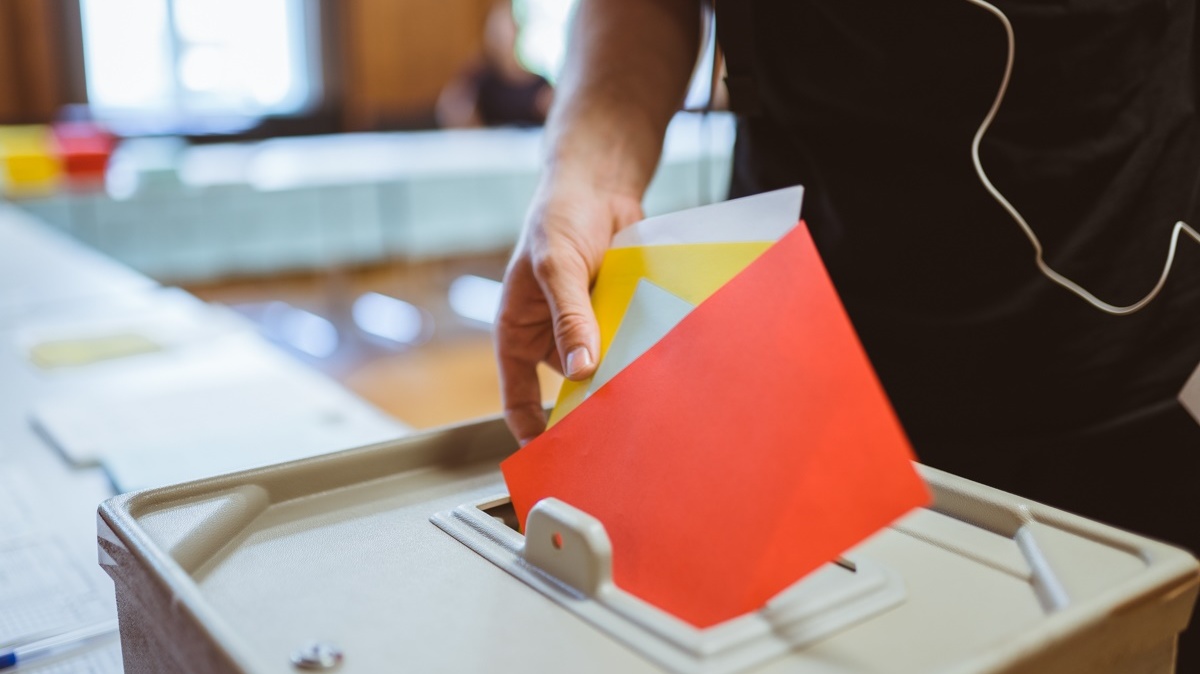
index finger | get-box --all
[496,261,554,444]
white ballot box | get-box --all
[97,416,1198,674]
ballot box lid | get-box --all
[98,416,1199,674]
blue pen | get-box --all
[0,619,118,669]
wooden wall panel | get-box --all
[0,0,70,124]
[16,0,66,121]
[0,3,27,123]
[341,0,492,130]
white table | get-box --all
[0,205,156,322]
[0,208,409,671]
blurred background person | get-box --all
[437,0,554,128]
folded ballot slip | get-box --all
[501,187,930,628]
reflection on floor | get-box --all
[187,253,563,430]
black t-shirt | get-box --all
[719,0,1200,447]
[470,63,550,127]
[716,2,1200,601]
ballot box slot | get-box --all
[480,498,520,533]
[431,494,907,674]
[477,497,864,575]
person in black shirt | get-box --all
[494,0,1200,664]
[437,0,553,128]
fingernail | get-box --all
[518,437,535,447]
[565,346,592,378]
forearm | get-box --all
[543,0,703,201]
[498,0,700,441]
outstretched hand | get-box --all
[496,177,644,444]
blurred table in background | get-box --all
[11,112,734,284]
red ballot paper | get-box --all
[501,221,930,628]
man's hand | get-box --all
[493,0,702,444]
[497,177,644,444]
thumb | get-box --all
[531,249,600,381]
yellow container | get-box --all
[0,125,62,196]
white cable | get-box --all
[964,0,1200,315]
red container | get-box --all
[52,122,116,183]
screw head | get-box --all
[291,642,343,670]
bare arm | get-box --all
[544,0,702,200]
[496,0,703,443]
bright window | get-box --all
[513,0,576,82]
[514,0,715,108]
[79,0,317,120]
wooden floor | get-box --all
[187,254,562,430]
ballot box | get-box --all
[97,416,1199,674]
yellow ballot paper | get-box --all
[548,186,805,425]
[29,333,163,369]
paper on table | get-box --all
[12,287,248,372]
[0,467,39,540]
[28,333,163,369]
[94,362,408,493]
[502,219,929,628]
[31,333,408,485]
[0,538,112,645]
[586,280,693,397]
